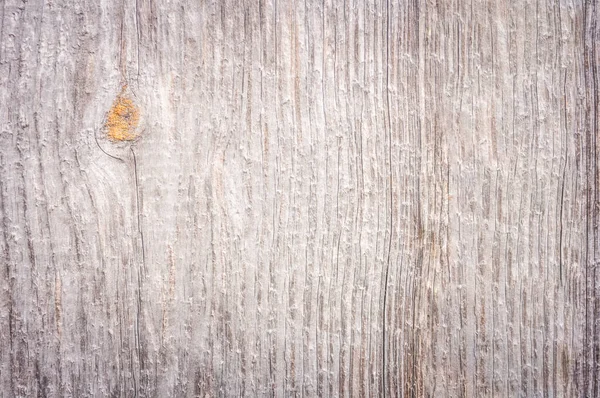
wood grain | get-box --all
[1,0,598,396]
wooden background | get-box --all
[1,0,599,396]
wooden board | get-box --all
[1,0,598,396]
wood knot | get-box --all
[105,85,140,141]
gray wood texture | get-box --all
[1,0,599,396]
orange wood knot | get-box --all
[105,86,140,141]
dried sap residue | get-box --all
[106,88,140,141]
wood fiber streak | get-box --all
[0,0,598,397]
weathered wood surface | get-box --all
[1,0,599,396]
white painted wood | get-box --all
[1,0,598,396]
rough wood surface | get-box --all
[1,0,599,396]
